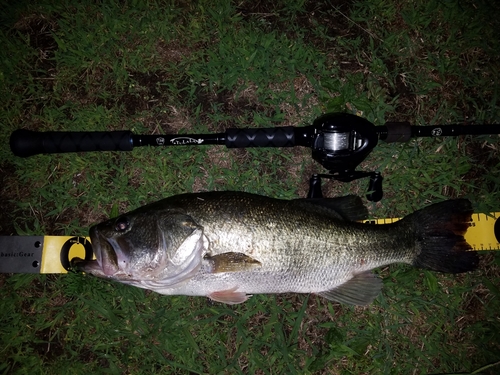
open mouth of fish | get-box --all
[72,224,205,286]
[72,226,126,278]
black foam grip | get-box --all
[10,129,134,157]
[225,126,295,148]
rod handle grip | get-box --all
[10,129,134,157]
[225,126,296,148]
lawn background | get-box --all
[1,0,499,374]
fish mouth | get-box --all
[73,225,121,277]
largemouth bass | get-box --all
[74,192,478,305]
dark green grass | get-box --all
[1,0,499,374]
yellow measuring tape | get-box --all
[363,212,500,251]
[0,213,498,274]
[45,212,500,274]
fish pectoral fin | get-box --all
[317,272,383,306]
[208,287,250,305]
[204,252,261,273]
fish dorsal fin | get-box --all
[204,252,261,273]
[318,272,382,305]
[293,195,368,221]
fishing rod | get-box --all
[10,112,500,201]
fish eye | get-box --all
[114,217,130,232]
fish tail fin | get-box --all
[402,199,479,273]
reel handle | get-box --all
[366,172,383,202]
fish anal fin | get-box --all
[205,252,261,273]
[209,287,250,305]
[318,272,382,306]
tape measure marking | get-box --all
[494,216,500,243]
